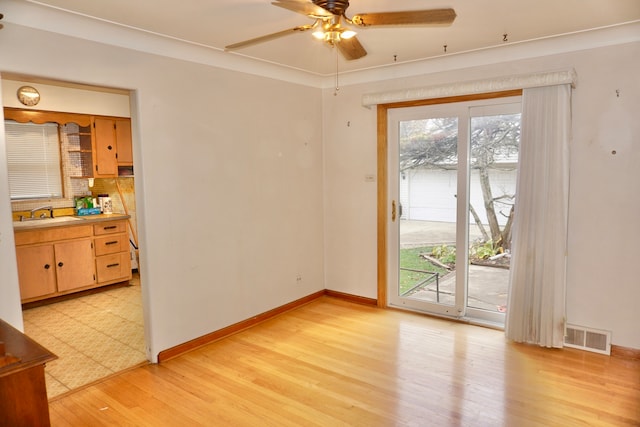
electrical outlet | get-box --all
[296,274,302,283]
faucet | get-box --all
[20,206,54,221]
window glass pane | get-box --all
[398,116,458,306]
[5,120,63,200]
[467,111,521,315]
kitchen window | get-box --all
[5,120,63,200]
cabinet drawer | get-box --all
[95,234,128,256]
[96,252,131,283]
[93,220,127,236]
[14,225,93,246]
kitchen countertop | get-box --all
[13,213,130,231]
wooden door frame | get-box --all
[376,90,523,307]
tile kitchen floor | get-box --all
[22,273,147,399]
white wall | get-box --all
[0,79,23,330]
[323,42,640,349]
[0,24,325,360]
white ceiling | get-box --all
[8,0,640,76]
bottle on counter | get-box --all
[97,194,109,213]
[102,197,113,214]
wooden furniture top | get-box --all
[0,319,57,379]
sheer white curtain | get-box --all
[505,84,571,348]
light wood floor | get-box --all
[49,297,640,426]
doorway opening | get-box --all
[3,76,146,398]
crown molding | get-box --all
[2,0,324,87]
[326,20,640,88]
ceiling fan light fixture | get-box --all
[227,2,455,62]
[341,29,357,39]
[312,25,356,43]
[326,31,341,43]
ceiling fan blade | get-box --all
[272,0,334,18]
[351,8,456,27]
[225,25,313,50]
[337,36,367,60]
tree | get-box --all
[470,115,520,250]
[399,117,458,170]
[399,114,520,251]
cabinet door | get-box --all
[93,118,118,177]
[54,239,96,292]
[16,245,57,300]
[115,119,133,165]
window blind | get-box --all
[5,120,63,200]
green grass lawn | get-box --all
[399,246,451,295]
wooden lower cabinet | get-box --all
[96,252,131,283]
[15,245,57,300]
[15,218,131,303]
[93,220,131,285]
[54,239,96,292]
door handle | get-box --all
[392,200,396,222]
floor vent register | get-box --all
[564,324,611,355]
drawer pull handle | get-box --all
[103,226,117,230]
[44,264,50,270]
[107,263,120,268]
[105,241,119,245]
[58,262,64,267]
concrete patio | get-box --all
[399,219,510,312]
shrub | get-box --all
[431,244,456,265]
[471,240,502,260]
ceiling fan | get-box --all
[225,0,456,60]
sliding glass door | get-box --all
[387,97,521,325]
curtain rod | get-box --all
[361,69,577,108]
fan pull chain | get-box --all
[334,47,340,96]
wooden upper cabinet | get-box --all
[4,108,132,179]
[93,117,119,177]
[93,117,133,176]
[116,119,133,166]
